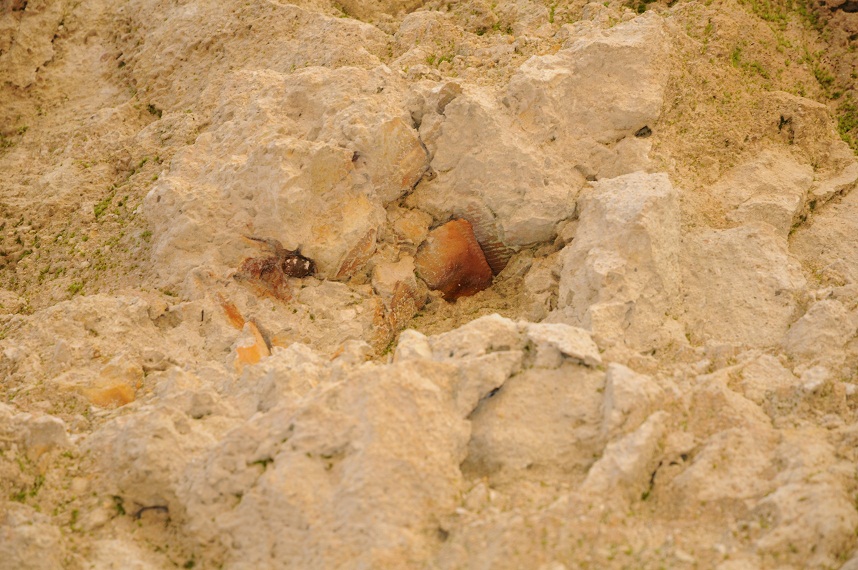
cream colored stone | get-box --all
[556,172,681,351]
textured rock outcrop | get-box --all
[556,171,681,351]
[2,0,858,568]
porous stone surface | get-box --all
[2,0,858,568]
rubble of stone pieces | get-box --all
[2,0,858,568]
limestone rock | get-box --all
[791,188,858,285]
[144,66,428,288]
[21,414,70,460]
[372,257,418,302]
[667,428,778,508]
[712,149,813,237]
[464,364,606,481]
[409,90,582,247]
[178,361,471,569]
[521,253,559,322]
[601,363,664,439]
[521,321,602,368]
[87,405,218,510]
[734,353,798,405]
[0,504,65,570]
[580,411,667,503]
[749,482,858,568]
[0,0,64,88]
[506,13,669,177]
[782,299,856,363]
[556,172,681,351]
[0,289,25,314]
[428,314,523,360]
[682,223,806,347]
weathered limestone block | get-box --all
[791,189,858,285]
[0,0,65,88]
[781,299,856,363]
[601,363,664,439]
[0,295,200,411]
[87,405,218,510]
[120,1,390,112]
[372,257,418,302]
[0,504,65,570]
[428,313,523,360]
[682,223,806,347]
[506,13,669,177]
[86,539,167,570]
[556,172,681,351]
[421,315,525,416]
[337,0,424,21]
[0,404,71,460]
[178,361,470,569]
[145,67,429,288]
[666,428,778,508]
[735,353,798,405]
[521,321,602,368]
[580,411,667,503]
[464,364,606,480]
[394,10,460,54]
[711,149,813,237]
[686,374,773,437]
[409,89,582,247]
[521,253,560,322]
[749,482,858,568]
[21,414,70,460]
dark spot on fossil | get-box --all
[235,236,316,301]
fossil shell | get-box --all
[460,202,514,275]
[414,218,493,301]
[218,295,246,329]
[335,227,377,280]
[235,321,271,371]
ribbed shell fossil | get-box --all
[414,218,493,301]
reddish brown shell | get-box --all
[414,219,493,301]
[461,202,514,275]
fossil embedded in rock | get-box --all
[414,219,493,301]
[461,202,514,275]
[335,227,377,280]
[234,320,271,371]
[235,236,316,300]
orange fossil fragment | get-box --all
[235,321,271,370]
[218,295,246,329]
[414,219,493,301]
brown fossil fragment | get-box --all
[235,236,316,301]
[414,219,493,301]
[461,202,514,275]
[335,228,377,280]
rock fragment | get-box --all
[556,172,681,351]
[682,222,806,347]
[522,322,602,368]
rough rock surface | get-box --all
[2,0,858,568]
